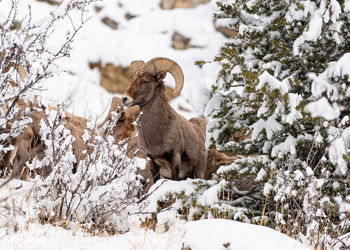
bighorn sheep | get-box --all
[30,104,94,164]
[98,97,139,142]
[2,96,141,180]
[1,99,96,180]
[0,121,34,180]
[0,63,35,180]
[122,57,207,181]
[99,98,235,183]
[189,117,237,179]
[97,96,146,160]
[1,54,144,180]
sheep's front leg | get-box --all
[3,143,18,176]
[14,142,30,180]
[171,152,181,181]
[148,157,160,183]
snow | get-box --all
[0,222,184,250]
[145,179,197,213]
[257,71,289,95]
[196,61,222,112]
[305,97,340,120]
[346,0,350,12]
[250,115,283,140]
[271,135,297,158]
[256,168,267,181]
[327,0,341,23]
[310,53,350,101]
[328,128,350,175]
[197,179,226,206]
[292,2,323,56]
[283,93,303,124]
[293,0,346,54]
[286,1,315,22]
[0,218,309,250]
[326,53,350,79]
[263,183,273,196]
[182,219,309,250]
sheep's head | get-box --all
[112,105,140,140]
[122,57,184,107]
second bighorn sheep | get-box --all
[122,57,207,181]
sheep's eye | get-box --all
[140,80,149,85]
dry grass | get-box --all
[127,220,183,250]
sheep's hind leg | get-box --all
[195,149,207,179]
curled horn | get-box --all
[143,57,184,97]
[128,60,145,78]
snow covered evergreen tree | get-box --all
[201,0,350,247]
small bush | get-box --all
[0,0,145,235]
[30,105,144,234]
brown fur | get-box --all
[1,59,92,179]
[2,96,143,180]
[189,117,236,179]
[0,61,32,180]
[122,70,207,182]
[98,97,140,142]
[0,118,35,181]
[1,101,94,179]
[11,126,34,180]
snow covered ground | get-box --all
[1,222,184,250]
[0,178,309,250]
[0,219,309,250]
[0,0,311,249]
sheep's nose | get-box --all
[121,97,127,104]
[121,96,132,106]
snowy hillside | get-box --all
[0,0,226,119]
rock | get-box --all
[223,242,231,249]
[160,0,209,9]
[102,17,119,30]
[172,32,191,50]
[125,13,137,20]
[214,20,237,38]
[215,26,237,38]
[90,62,131,94]
[94,6,103,13]
[36,0,60,6]
[171,32,203,50]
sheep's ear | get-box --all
[156,72,167,82]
